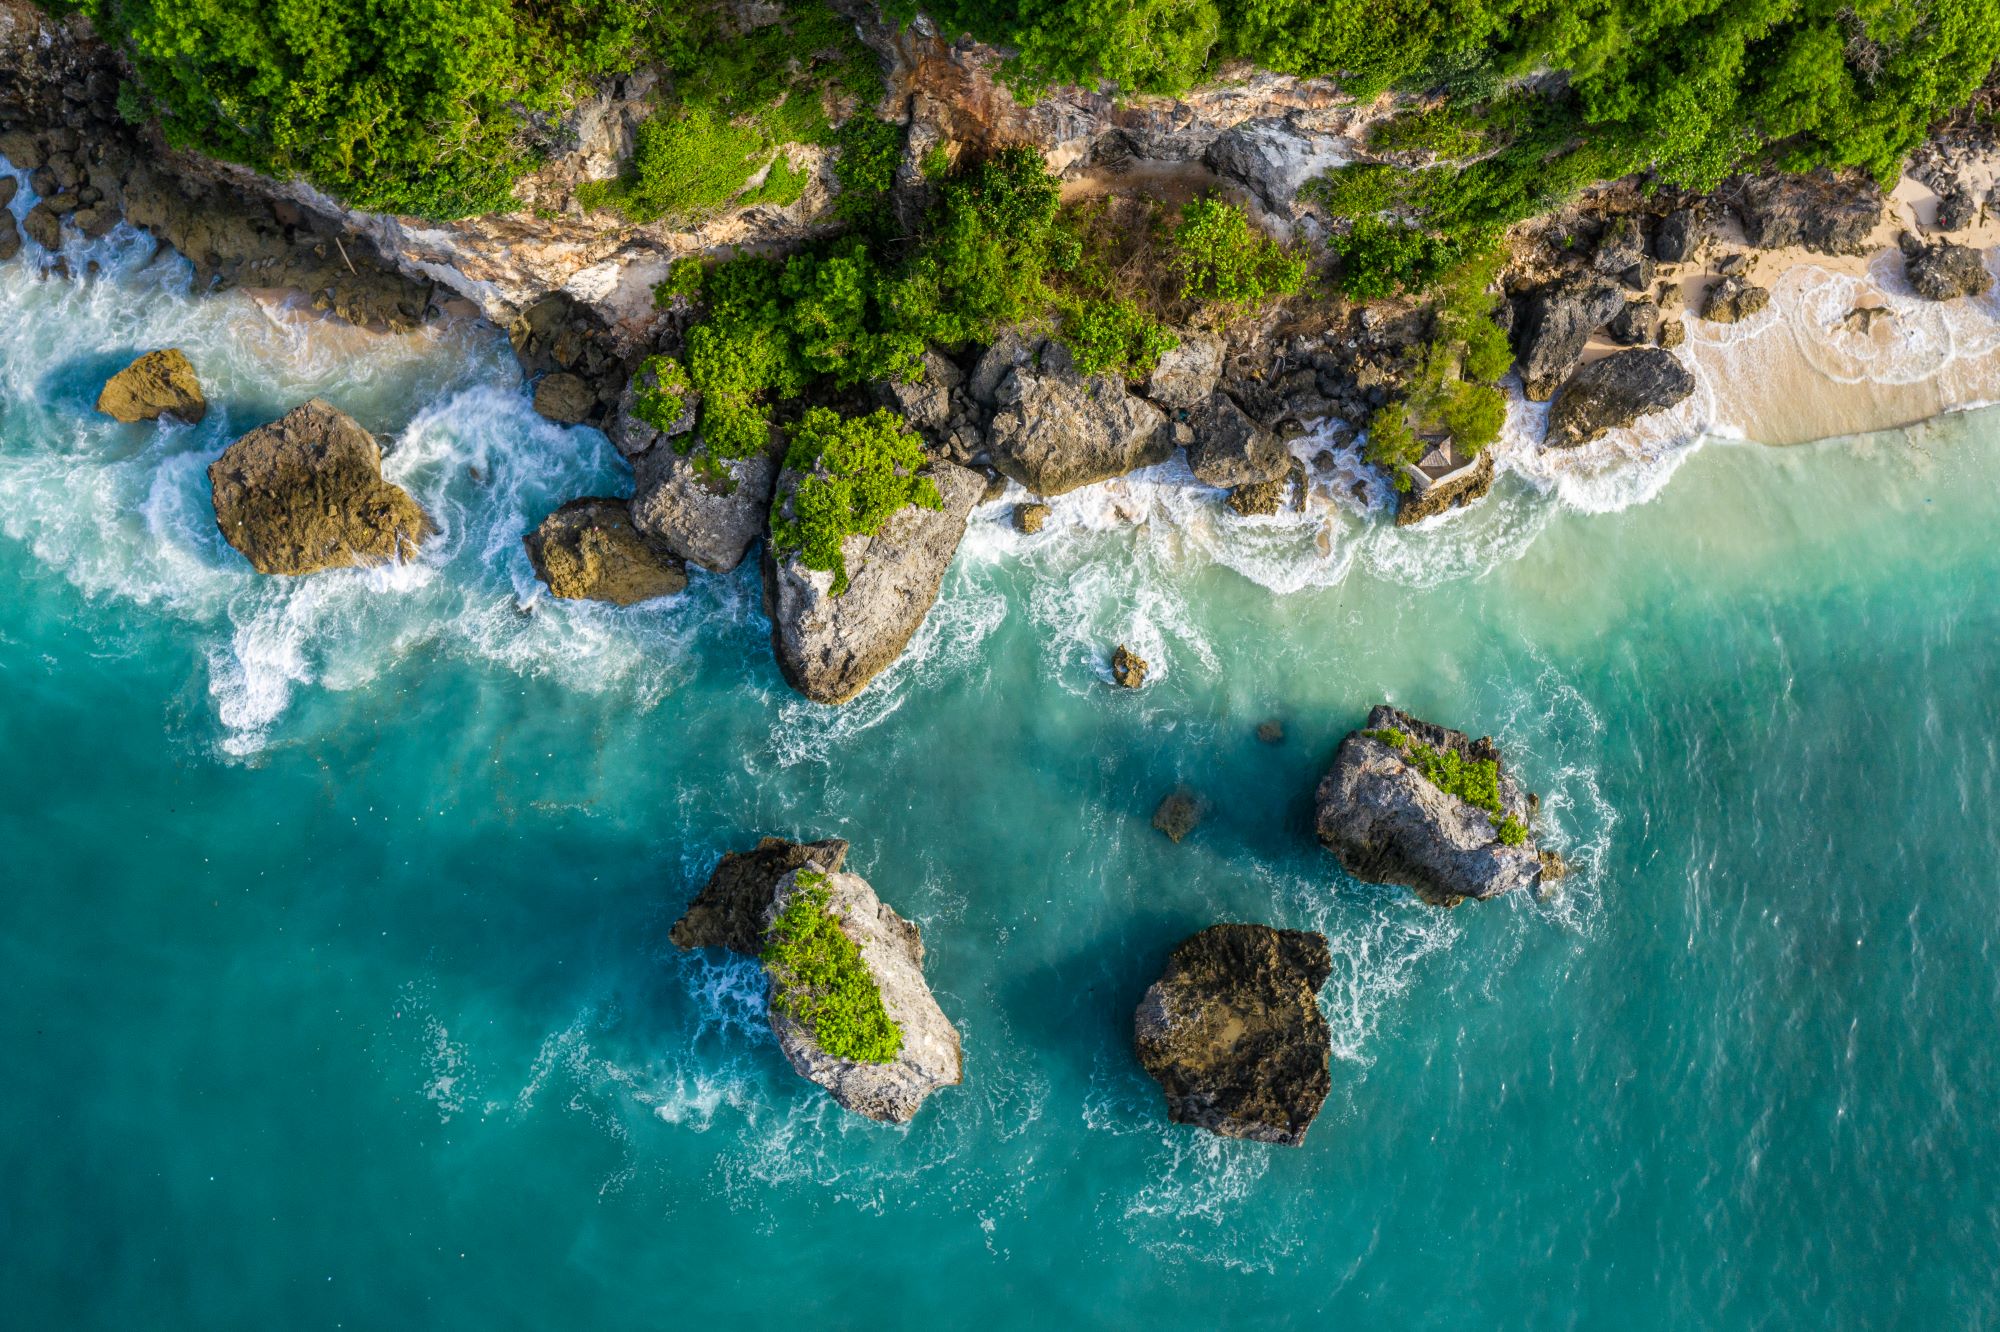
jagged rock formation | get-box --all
[1515,278,1625,401]
[1152,790,1203,843]
[1187,391,1288,490]
[1112,645,1148,688]
[984,341,1172,496]
[1395,451,1494,526]
[207,400,432,575]
[522,497,686,605]
[1701,275,1771,323]
[1315,704,1545,904]
[1734,170,1884,255]
[764,460,985,704]
[670,836,850,954]
[629,444,781,575]
[1544,349,1695,449]
[1133,923,1332,1146]
[1899,232,1993,301]
[95,348,206,424]
[1143,333,1224,410]
[1652,207,1703,264]
[764,864,963,1124]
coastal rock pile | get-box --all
[764,863,964,1124]
[1899,232,1994,302]
[984,341,1172,496]
[1133,923,1333,1146]
[1545,349,1695,449]
[1734,170,1885,255]
[207,400,432,575]
[1315,704,1546,904]
[96,349,206,425]
[522,498,686,605]
[764,459,985,705]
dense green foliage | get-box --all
[770,408,942,595]
[1364,255,1511,490]
[1168,196,1309,309]
[1364,727,1502,815]
[1495,814,1529,847]
[631,355,691,434]
[761,874,903,1064]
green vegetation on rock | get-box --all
[761,873,903,1065]
[1364,727,1502,816]
[1363,255,1512,490]
[630,355,691,434]
[1169,195,1308,309]
[770,407,942,596]
[1495,814,1529,848]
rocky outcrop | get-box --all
[95,348,206,424]
[1653,207,1703,264]
[670,836,850,954]
[764,864,963,1124]
[1186,391,1289,489]
[764,460,984,705]
[1700,274,1771,323]
[1013,501,1049,534]
[1606,298,1656,346]
[1315,704,1545,904]
[985,341,1171,496]
[1394,450,1494,526]
[1544,349,1695,449]
[531,372,596,425]
[1133,923,1332,1146]
[1735,170,1884,255]
[1899,232,1993,301]
[1112,644,1148,688]
[1515,278,1624,400]
[522,497,686,605]
[1152,789,1202,842]
[207,400,433,575]
[627,444,780,575]
[1143,332,1224,411]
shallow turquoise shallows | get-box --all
[3,209,1998,1331]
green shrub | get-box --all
[655,257,708,307]
[577,105,767,224]
[741,155,811,208]
[1437,380,1507,458]
[1368,726,1505,817]
[1169,196,1306,308]
[1364,407,1423,492]
[831,118,906,222]
[1494,814,1529,847]
[771,407,942,595]
[631,355,693,433]
[1370,105,1489,159]
[761,873,902,1064]
[1059,296,1178,379]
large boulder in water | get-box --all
[1735,170,1883,255]
[1515,278,1625,401]
[763,459,985,705]
[522,497,686,606]
[1544,349,1695,449]
[1899,232,1993,302]
[985,341,1171,496]
[629,443,780,575]
[671,836,850,954]
[1315,704,1546,904]
[1133,923,1333,1146]
[96,349,207,425]
[207,400,432,575]
[762,864,963,1124]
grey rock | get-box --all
[1187,391,1288,489]
[876,349,964,437]
[1133,923,1332,1146]
[0,130,43,171]
[1701,275,1771,324]
[1315,704,1544,903]
[1898,232,1993,302]
[629,438,780,574]
[1544,349,1695,449]
[1607,298,1657,346]
[1206,116,1351,213]
[1592,216,1646,277]
[1653,207,1702,264]
[1515,278,1625,401]
[1141,331,1224,411]
[1935,187,1977,233]
[765,460,984,705]
[609,362,696,456]
[987,344,1171,496]
[671,836,849,954]
[968,329,1040,407]
[1736,170,1884,255]
[764,865,963,1124]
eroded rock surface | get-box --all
[523,497,686,605]
[986,343,1171,496]
[1899,232,1993,301]
[628,442,780,574]
[1133,923,1332,1146]
[670,836,850,954]
[1735,170,1884,255]
[1545,349,1695,449]
[1516,278,1624,400]
[1187,391,1288,489]
[208,399,432,575]
[96,348,206,424]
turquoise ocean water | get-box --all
[2,186,1997,1329]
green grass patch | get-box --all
[761,873,902,1064]
[741,155,811,209]
[770,407,942,596]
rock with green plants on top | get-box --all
[1315,704,1548,904]
[760,864,963,1124]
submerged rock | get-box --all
[1515,278,1625,401]
[1899,232,1993,302]
[0,212,20,263]
[1152,789,1203,843]
[986,343,1171,496]
[523,497,686,606]
[1112,644,1148,689]
[764,460,985,705]
[95,348,207,425]
[1736,170,1884,255]
[207,400,433,575]
[1544,349,1695,449]
[764,865,963,1124]
[1133,923,1333,1146]
[1700,275,1770,324]
[1315,704,1545,904]
[671,836,849,954]
[628,441,781,574]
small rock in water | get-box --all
[1151,790,1203,843]
[1112,645,1148,689]
[1013,501,1050,534]
[96,349,207,425]
[1700,275,1770,324]
[1256,719,1286,745]
[522,497,687,606]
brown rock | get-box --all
[1112,644,1148,688]
[523,498,687,606]
[1152,790,1203,843]
[532,371,595,425]
[670,837,849,954]
[208,400,433,575]
[96,349,207,425]
[1014,501,1050,534]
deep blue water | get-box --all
[1,189,1996,1329]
